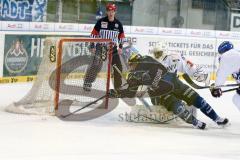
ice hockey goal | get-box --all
[5,38,113,115]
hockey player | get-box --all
[151,47,210,85]
[151,47,209,119]
[83,3,125,91]
[109,53,229,129]
[210,41,240,98]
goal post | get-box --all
[54,38,113,111]
[5,37,113,115]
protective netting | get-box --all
[5,38,112,115]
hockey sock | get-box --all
[193,96,219,121]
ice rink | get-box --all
[0,82,239,160]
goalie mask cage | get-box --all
[5,38,113,115]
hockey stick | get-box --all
[182,73,240,89]
[222,87,239,93]
[61,82,132,118]
[61,94,107,118]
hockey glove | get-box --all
[236,87,240,96]
[232,72,240,83]
[109,89,121,98]
[210,84,222,98]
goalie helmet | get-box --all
[218,41,233,54]
[128,53,142,65]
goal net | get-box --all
[5,38,113,115]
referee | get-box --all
[83,3,125,91]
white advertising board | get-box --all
[0,21,240,80]
[132,36,216,73]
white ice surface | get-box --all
[0,82,239,160]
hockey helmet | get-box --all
[128,53,142,65]
[106,3,117,11]
[151,47,166,60]
[218,41,233,54]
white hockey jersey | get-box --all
[156,52,205,77]
[215,49,240,87]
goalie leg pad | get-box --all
[151,94,194,124]
[173,105,194,124]
[162,95,194,124]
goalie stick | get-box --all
[61,89,132,119]
[182,73,240,89]
[60,94,107,118]
[60,82,130,118]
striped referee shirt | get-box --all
[90,16,125,47]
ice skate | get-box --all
[215,117,229,127]
[193,119,206,130]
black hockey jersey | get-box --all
[119,56,173,98]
